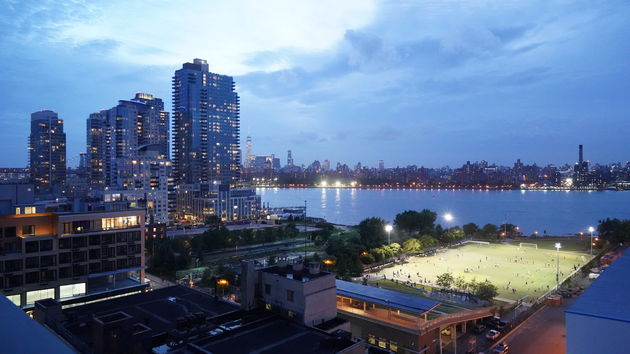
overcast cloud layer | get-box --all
[1,0,629,168]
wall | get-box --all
[566,313,630,354]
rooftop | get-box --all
[261,264,331,282]
[174,317,359,354]
[566,248,630,322]
[62,285,239,346]
[336,280,440,315]
[0,295,72,353]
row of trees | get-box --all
[435,272,499,301]
[191,224,301,252]
[598,218,630,244]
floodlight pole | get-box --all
[555,243,561,290]
[589,227,594,255]
[304,200,307,261]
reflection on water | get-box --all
[259,188,630,235]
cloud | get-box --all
[9,0,377,75]
[1,0,630,167]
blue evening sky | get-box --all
[1,0,629,168]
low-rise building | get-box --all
[0,208,147,308]
[34,285,363,354]
[241,260,339,327]
[176,183,260,222]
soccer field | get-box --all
[370,243,592,301]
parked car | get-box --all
[493,342,509,353]
[492,347,509,354]
[472,324,487,334]
[486,329,501,340]
[495,320,509,330]
[484,316,508,330]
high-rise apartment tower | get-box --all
[172,59,241,184]
[29,110,66,195]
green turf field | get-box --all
[370,242,592,301]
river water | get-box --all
[257,188,630,235]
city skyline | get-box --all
[1,1,630,167]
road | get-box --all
[494,298,576,354]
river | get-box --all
[257,188,630,235]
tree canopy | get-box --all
[436,272,454,288]
[598,218,630,244]
[394,209,437,233]
[402,238,423,253]
[358,217,387,249]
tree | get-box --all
[463,223,479,237]
[474,281,499,301]
[443,228,465,244]
[417,209,438,234]
[394,210,421,233]
[454,276,467,291]
[360,252,375,265]
[436,272,454,288]
[204,215,222,227]
[419,235,439,249]
[402,238,423,254]
[598,218,630,244]
[480,224,499,239]
[498,223,518,236]
[358,217,387,249]
[394,209,437,234]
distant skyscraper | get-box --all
[287,150,294,167]
[245,136,254,168]
[322,160,330,172]
[86,93,169,188]
[29,110,66,195]
[378,160,385,171]
[172,58,241,184]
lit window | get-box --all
[22,225,35,236]
[6,294,21,307]
[26,288,55,305]
[390,341,398,351]
[265,303,272,311]
[14,207,21,215]
[25,206,36,214]
[60,283,86,299]
[378,339,387,349]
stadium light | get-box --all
[588,226,595,255]
[385,224,393,244]
[555,243,561,290]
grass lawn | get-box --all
[370,243,593,301]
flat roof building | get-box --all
[336,280,497,353]
[0,294,73,353]
[1,207,147,309]
[566,248,630,354]
[36,285,363,354]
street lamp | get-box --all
[555,242,561,290]
[385,224,393,245]
[588,226,595,255]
